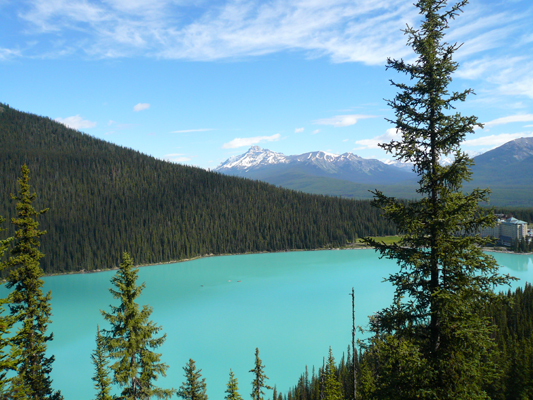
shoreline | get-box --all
[47,245,533,279]
[40,243,372,279]
[3,242,529,281]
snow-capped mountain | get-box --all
[216,146,290,171]
[215,146,416,185]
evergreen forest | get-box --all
[0,104,397,275]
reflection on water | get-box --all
[491,252,533,272]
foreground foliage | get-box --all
[100,252,174,399]
[178,359,208,400]
[91,326,113,400]
[250,348,272,400]
[224,369,243,400]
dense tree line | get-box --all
[0,104,396,275]
[492,207,533,224]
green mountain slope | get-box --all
[470,137,533,186]
[249,166,420,199]
[0,104,397,274]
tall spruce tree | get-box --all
[177,359,208,400]
[225,369,243,400]
[91,326,114,400]
[3,164,61,399]
[249,348,272,400]
[363,1,512,398]
[101,252,174,400]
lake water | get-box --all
[1,249,532,399]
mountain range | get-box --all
[216,146,416,185]
[216,138,533,206]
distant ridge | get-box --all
[471,137,533,186]
[216,146,416,185]
[216,138,533,207]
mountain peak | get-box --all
[215,146,416,184]
[217,146,288,171]
[248,145,263,152]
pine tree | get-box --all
[323,348,342,400]
[363,1,513,398]
[225,369,243,400]
[91,326,114,400]
[249,348,272,400]
[101,252,174,400]
[3,164,62,399]
[177,359,208,400]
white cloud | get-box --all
[16,0,417,64]
[162,153,192,163]
[133,103,150,112]
[295,127,304,133]
[462,132,533,148]
[55,115,97,130]
[222,133,281,149]
[483,114,533,128]
[312,129,320,134]
[355,128,400,149]
[171,128,214,133]
[313,114,375,127]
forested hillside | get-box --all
[0,104,397,274]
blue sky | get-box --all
[1,0,532,169]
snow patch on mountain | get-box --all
[216,147,371,172]
[217,146,289,171]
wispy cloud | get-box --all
[15,0,417,63]
[0,47,21,61]
[133,103,150,112]
[314,114,375,127]
[171,128,214,133]
[222,133,281,149]
[355,128,399,149]
[483,114,533,128]
[312,129,320,135]
[55,115,97,130]
[462,132,533,148]
[295,127,304,133]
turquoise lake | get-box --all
[1,249,532,399]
